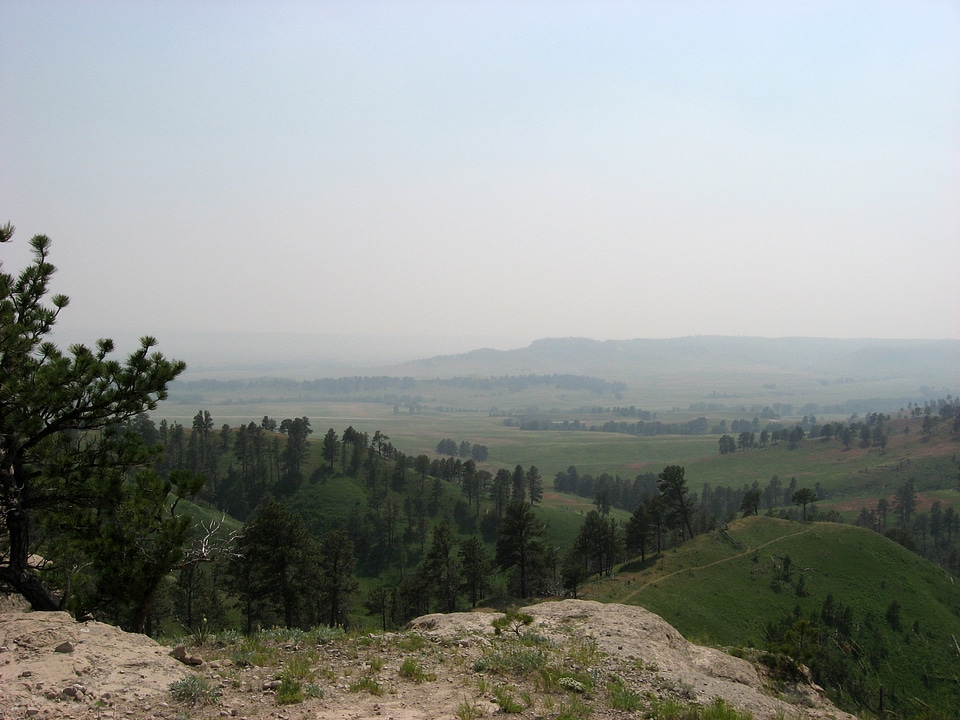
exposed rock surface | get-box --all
[0,606,186,718]
[0,597,858,719]
[411,600,856,720]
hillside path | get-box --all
[619,525,815,603]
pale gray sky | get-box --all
[2,1,959,361]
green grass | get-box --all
[650,698,754,720]
[554,695,593,720]
[399,657,435,683]
[455,698,485,720]
[276,675,303,704]
[473,646,547,675]
[492,684,525,713]
[597,515,960,717]
[606,677,643,711]
[287,473,368,535]
[349,675,384,696]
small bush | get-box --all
[213,628,244,644]
[232,637,275,667]
[759,651,804,683]
[190,617,211,647]
[539,667,595,694]
[559,676,585,693]
[283,653,315,681]
[276,676,303,705]
[565,635,603,667]
[520,630,555,648]
[261,627,307,644]
[700,698,754,720]
[304,682,325,699]
[312,626,346,645]
[493,610,534,636]
[648,697,754,720]
[169,675,222,706]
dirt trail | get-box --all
[620,526,815,603]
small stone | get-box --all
[55,641,75,653]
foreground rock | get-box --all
[0,608,186,719]
[0,598,857,720]
[411,599,856,720]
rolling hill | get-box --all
[587,515,960,718]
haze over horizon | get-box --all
[3,1,959,358]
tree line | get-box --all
[90,403,568,632]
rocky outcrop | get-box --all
[0,598,858,720]
[410,599,857,720]
[0,608,186,717]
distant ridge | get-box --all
[399,336,960,387]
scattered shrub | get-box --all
[169,675,222,706]
[276,676,303,705]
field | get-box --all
[157,386,958,524]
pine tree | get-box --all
[1,229,188,621]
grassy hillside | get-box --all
[586,516,960,717]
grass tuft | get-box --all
[349,675,384,696]
[399,657,435,683]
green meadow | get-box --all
[587,515,960,717]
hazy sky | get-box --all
[2,1,959,359]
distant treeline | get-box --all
[436,374,627,395]
[170,373,625,404]
[511,415,712,436]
